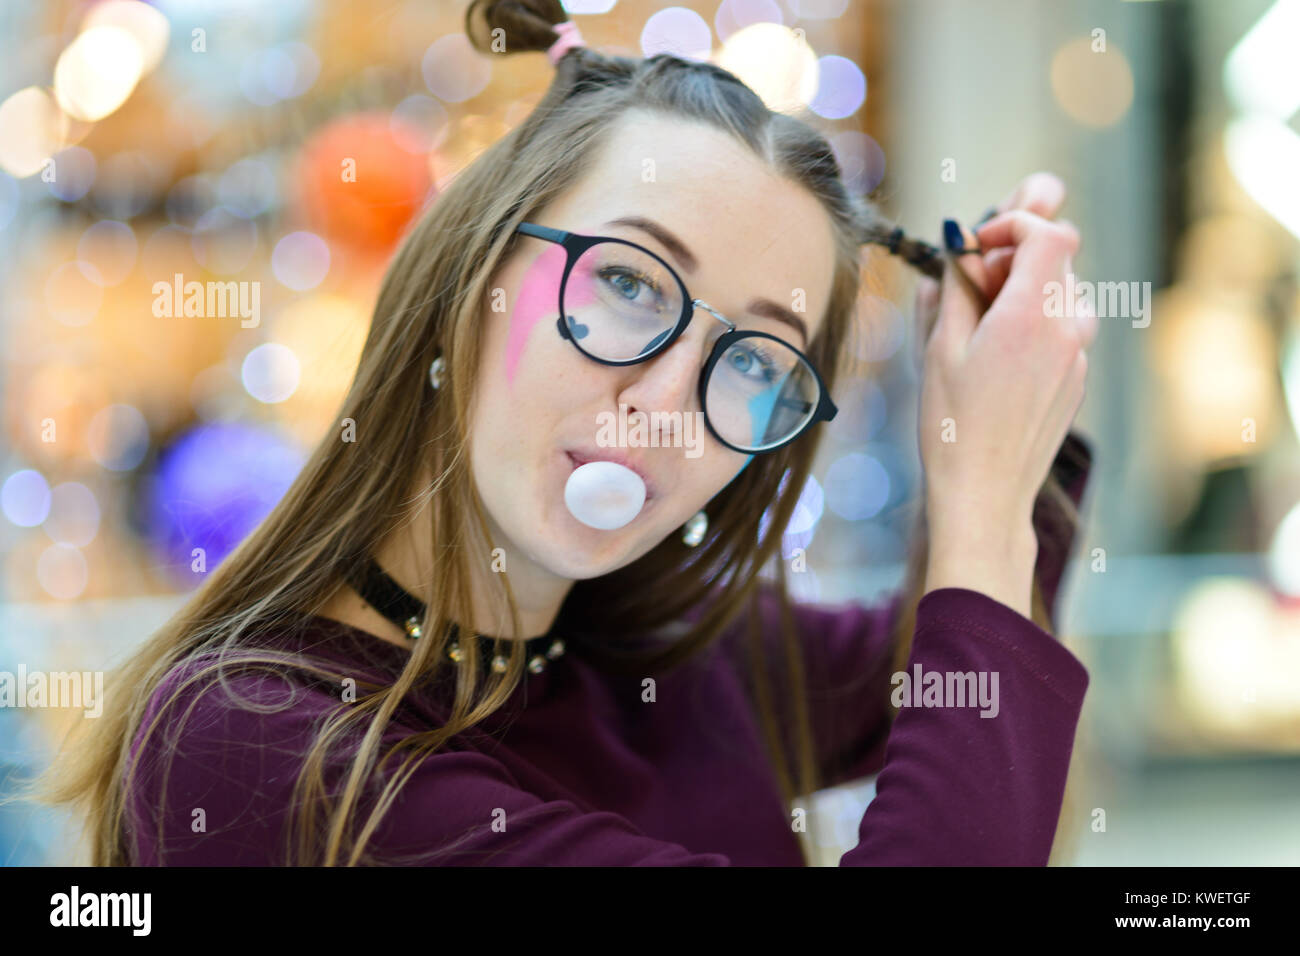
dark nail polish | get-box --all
[942,218,966,253]
[976,205,998,224]
[942,218,981,255]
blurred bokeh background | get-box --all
[1,0,1297,866]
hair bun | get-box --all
[465,0,571,57]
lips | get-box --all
[565,449,657,501]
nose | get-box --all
[615,300,730,438]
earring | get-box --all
[681,510,707,547]
[429,354,445,390]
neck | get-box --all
[366,471,574,643]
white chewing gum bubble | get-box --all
[564,461,646,530]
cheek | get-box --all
[710,454,753,499]
[504,245,567,388]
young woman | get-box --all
[32,0,1097,865]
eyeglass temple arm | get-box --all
[516,222,567,243]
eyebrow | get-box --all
[603,215,811,343]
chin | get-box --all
[539,527,645,579]
[512,507,655,580]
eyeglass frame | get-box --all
[513,220,838,455]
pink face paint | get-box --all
[505,244,566,388]
[504,243,600,386]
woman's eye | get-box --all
[727,345,778,382]
[599,266,661,307]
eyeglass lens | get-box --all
[562,240,820,451]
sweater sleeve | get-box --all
[774,429,1095,792]
[839,586,1089,865]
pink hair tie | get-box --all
[546,20,585,65]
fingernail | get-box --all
[976,205,998,225]
[942,218,981,255]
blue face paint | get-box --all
[747,380,783,448]
[718,384,780,489]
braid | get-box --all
[861,219,944,281]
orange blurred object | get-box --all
[294,112,435,253]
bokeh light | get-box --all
[43,482,101,548]
[146,422,305,584]
[37,543,89,600]
[564,0,619,12]
[53,25,144,122]
[86,403,150,471]
[1151,289,1278,462]
[82,0,171,74]
[268,293,369,431]
[272,231,330,290]
[642,7,713,61]
[422,34,492,103]
[809,55,866,119]
[1050,35,1135,128]
[715,0,783,42]
[824,453,890,520]
[1267,502,1300,597]
[759,471,826,558]
[829,130,886,196]
[1225,115,1300,241]
[45,146,96,202]
[714,22,816,112]
[1172,577,1300,728]
[294,113,435,252]
[0,87,68,178]
[3,469,52,527]
[242,342,302,404]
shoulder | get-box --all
[124,620,399,865]
[132,621,366,758]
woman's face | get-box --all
[469,110,838,581]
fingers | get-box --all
[995,171,1067,220]
[977,219,1080,309]
[931,250,985,357]
[1069,256,1099,349]
[941,218,995,303]
[973,210,1079,308]
[981,247,1015,298]
[914,275,940,341]
[980,172,1071,299]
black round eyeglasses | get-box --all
[514,221,838,455]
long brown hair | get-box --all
[19,0,1081,866]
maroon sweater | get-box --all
[125,435,1093,866]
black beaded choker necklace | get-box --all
[343,557,566,674]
